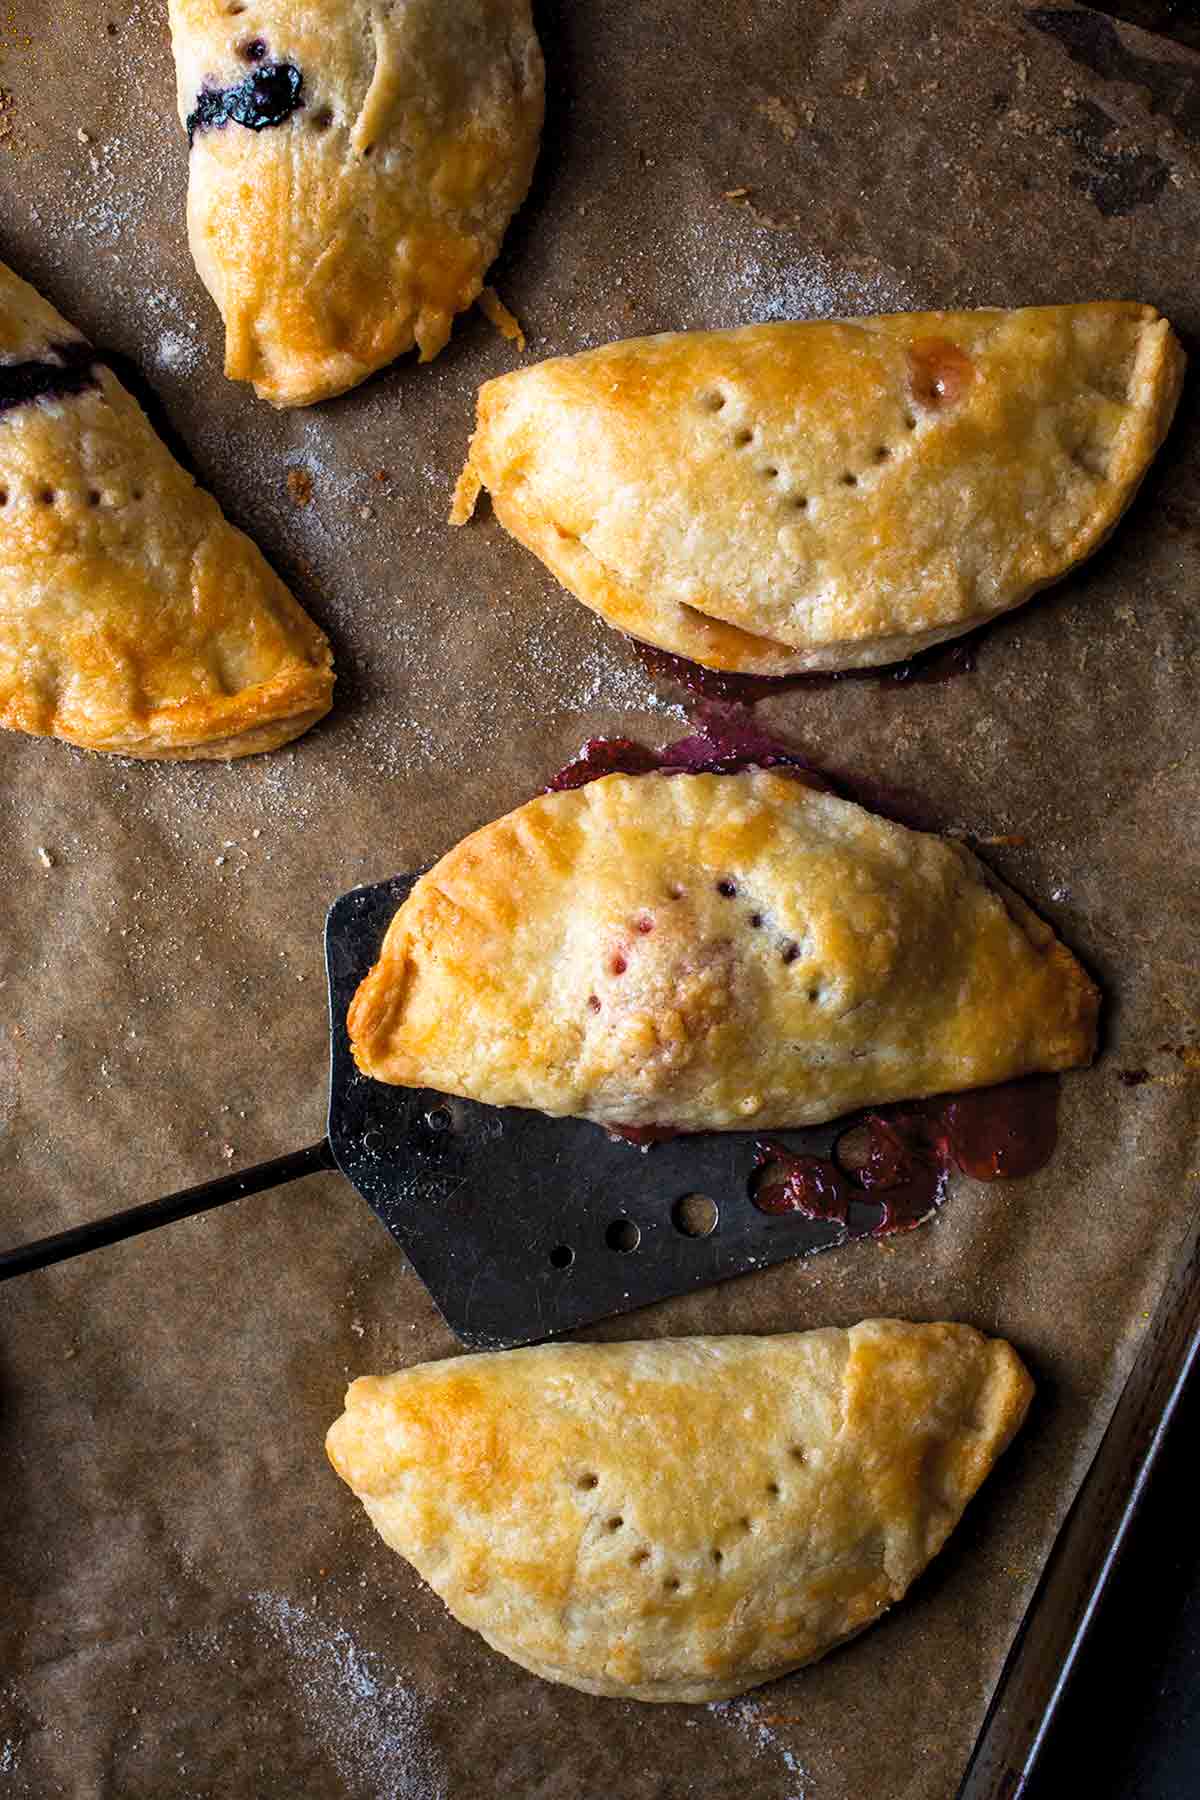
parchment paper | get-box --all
[2,2,1198,1795]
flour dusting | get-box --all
[245,1591,446,1800]
[677,213,913,330]
[708,1698,812,1799]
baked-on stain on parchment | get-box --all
[1027,6,1200,213]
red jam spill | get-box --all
[907,337,976,411]
[607,1123,682,1147]
[631,631,978,706]
[752,1075,1060,1236]
[548,706,833,793]
[546,708,941,831]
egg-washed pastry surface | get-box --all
[168,0,544,406]
[327,1321,1034,1701]
[452,304,1183,672]
[348,768,1099,1130]
[0,261,333,759]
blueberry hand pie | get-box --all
[0,262,333,758]
[348,767,1098,1130]
[327,1320,1033,1701]
[168,0,544,406]
[451,305,1183,672]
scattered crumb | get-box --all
[77,126,91,144]
[35,845,54,869]
[287,467,314,508]
[755,95,802,140]
[724,186,751,200]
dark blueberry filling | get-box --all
[630,632,978,706]
[0,340,102,417]
[187,60,304,146]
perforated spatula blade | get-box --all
[1,872,892,1346]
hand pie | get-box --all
[168,0,544,406]
[327,1320,1034,1701]
[451,304,1183,672]
[0,261,333,759]
[348,767,1098,1130]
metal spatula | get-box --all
[0,871,900,1348]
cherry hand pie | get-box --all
[451,304,1183,672]
[168,0,544,406]
[0,261,333,759]
[348,767,1098,1130]
[327,1320,1033,1701]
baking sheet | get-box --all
[2,1,1199,1794]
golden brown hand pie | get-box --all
[0,261,333,759]
[168,0,544,407]
[451,305,1184,672]
[327,1320,1034,1701]
[348,767,1098,1130]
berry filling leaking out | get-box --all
[631,630,978,707]
[547,706,834,793]
[548,717,1062,1217]
[0,341,102,416]
[751,1075,1060,1236]
[187,60,304,146]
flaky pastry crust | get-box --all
[169,0,544,406]
[327,1320,1034,1701]
[348,769,1099,1130]
[452,305,1184,672]
[0,261,333,758]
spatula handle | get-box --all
[0,1138,337,1281]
